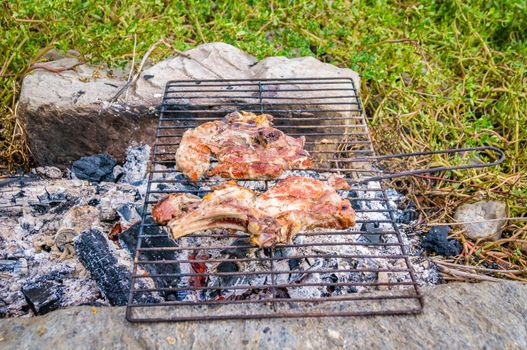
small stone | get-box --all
[61,205,100,233]
[454,201,507,241]
[34,166,63,179]
[327,329,341,340]
[421,226,462,256]
[72,154,116,183]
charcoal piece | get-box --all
[88,198,100,206]
[119,219,181,295]
[37,190,66,203]
[275,288,290,299]
[397,201,418,224]
[350,197,362,210]
[273,247,294,258]
[72,153,116,182]
[21,273,64,315]
[116,204,141,227]
[359,222,383,244]
[288,258,302,270]
[220,238,252,258]
[421,226,462,256]
[217,261,239,285]
[0,259,18,273]
[74,229,130,305]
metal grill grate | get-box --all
[126,77,424,322]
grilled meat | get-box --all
[254,176,355,245]
[151,193,202,225]
[175,111,312,180]
[152,176,355,247]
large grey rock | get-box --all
[0,282,526,349]
[454,200,507,241]
[19,42,359,167]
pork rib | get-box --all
[152,176,355,247]
[175,111,312,180]
[254,176,355,245]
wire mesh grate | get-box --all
[126,77,423,322]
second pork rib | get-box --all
[152,176,355,247]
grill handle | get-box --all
[355,146,505,183]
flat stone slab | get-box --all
[1,282,526,349]
[19,42,359,166]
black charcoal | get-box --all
[72,154,116,182]
[421,226,462,256]
[360,222,383,244]
[21,272,65,315]
[74,229,130,305]
[119,219,181,294]
[220,238,252,258]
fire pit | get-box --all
[126,77,424,321]
[0,77,502,320]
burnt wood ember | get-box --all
[0,259,23,273]
[72,154,116,182]
[74,229,131,305]
[21,272,65,315]
[421,226,462,257]
[119,219,182,299]
[0,176,150,317]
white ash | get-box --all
[1,148,436,317]
[115,144,151,187]
[0,178,143,317]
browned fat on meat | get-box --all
[152,176,355,247]
[175,111,313,181]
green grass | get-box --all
[1,0,526,275]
